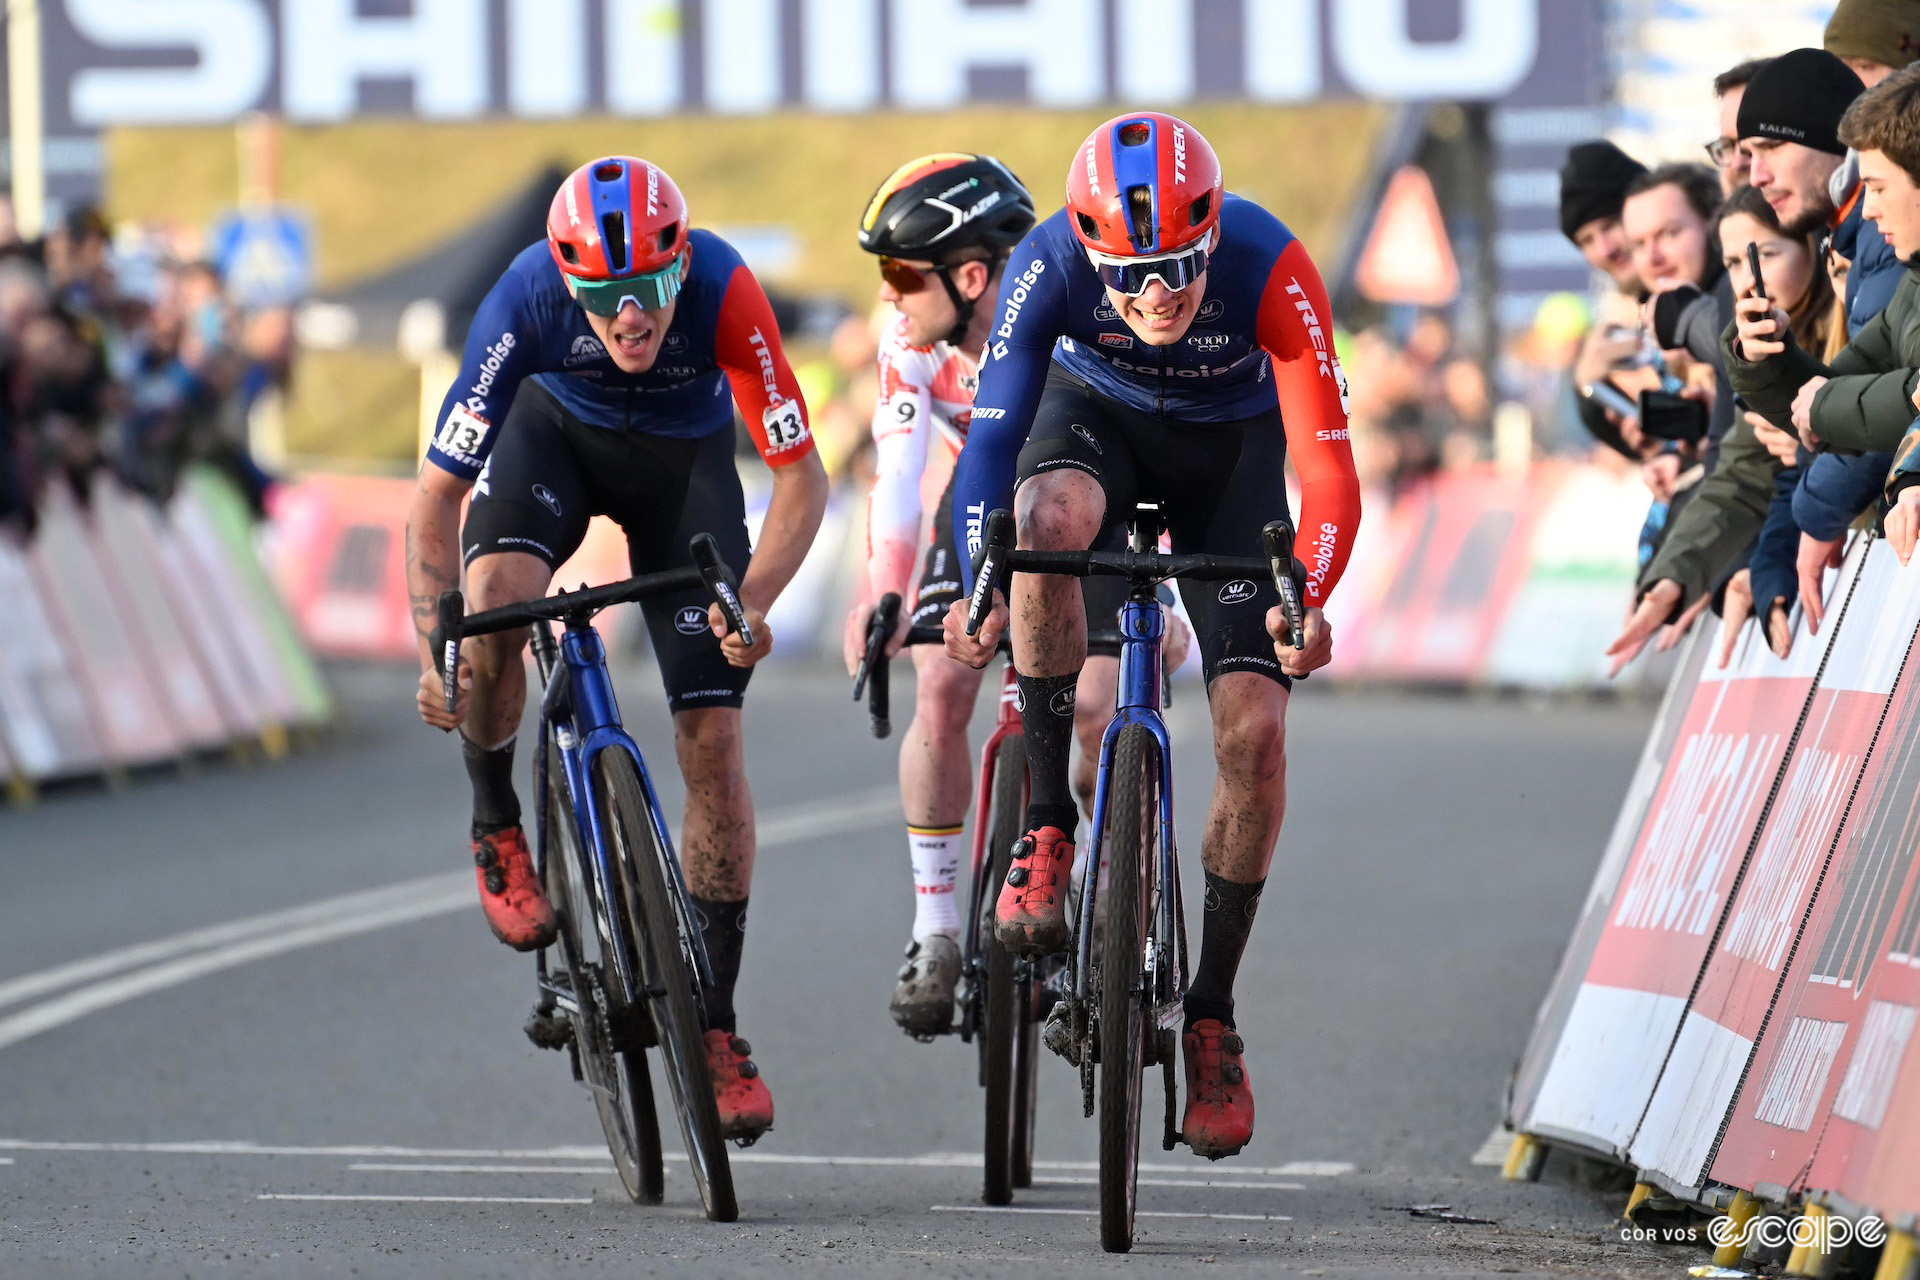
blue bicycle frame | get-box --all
[1072,585,1184,1032]
[533,620,714,1007]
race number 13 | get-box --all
[763,398,810,451]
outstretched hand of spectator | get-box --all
[1887,487,1920,565]
[1658,592,1712,652]
[1797,533,1844,635]
[1749,412,1800,466]
[1606,579,1683,677]
[1791,377,1829,451]
[1719,568,1753,668]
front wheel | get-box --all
[980,732,1027,1206]
[1098,725,1158,1254]
[541,749,664,1204]
[595,749,738,1223]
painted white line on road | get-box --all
[1032,1176,1305,1191]
[259,1193,592,1206]
[0,1140,614,1159]
[0,788,901,1056]
[1470,1125,1512,1167]
[1007,1157,1346,1178]
[348,1162,620,1175]
[930,1205,1290,1221]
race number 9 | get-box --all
[763,398,810,451]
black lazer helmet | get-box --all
[858,153,1036,343]
[858,153,1035,262]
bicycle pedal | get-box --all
[731,1129,768,1149]
[524,1009,572,1052]
[1042,1002,1080,1065]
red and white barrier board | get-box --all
[1507,625,1712,1134]
[1518,546,1851,1158]
[1631,541,1920,1190]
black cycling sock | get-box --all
[1016,670,1081,839]
[461,734,521,838]
[693,895,748,1034]
[1184,872,1265,1031]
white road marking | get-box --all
[258,1193,592,1206]
[348,1162,624,1175]
[930,1205,1289,1221]
[0,788,901,1056]
[0,1139,1347,1179]
[1470,1125,1512,1167]
[1032,1175,1305,1190]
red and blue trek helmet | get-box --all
[1065,112,1224,295]
[546,156,691,313]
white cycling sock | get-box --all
[908,826,962,940]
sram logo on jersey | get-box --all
[971,407,1006,420]
[1284,278,1333,380]
[991,258,1046,361]
[565,334,605,366]
[1316,428,1350,441]
[464,331,517,409]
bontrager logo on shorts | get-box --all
[675,606,709,635]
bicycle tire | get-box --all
[542,753,664,1204]
[1098,725,1157,1253]
[980,732,1027,1206]
[594,750,738,1223]
[1012,991,1039,1188]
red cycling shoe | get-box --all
[1182,1018,1254,1159]
[704,1030,774,1142]
[994,827,1072,955]
[471,826,558,952]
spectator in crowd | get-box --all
[1710,59,1769,196]
[1824,0,1920,87]
[1560,141,1650,458]
[1608,50,1893,670]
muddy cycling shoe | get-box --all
[1041,1000,1079,1065]
[890,935,960,1039]
[704,1030,774,1143]
[994,827,1072,955]
[471,826,558,951]
[1181,1019,1254,1159]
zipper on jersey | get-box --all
[1156,343,1166,416]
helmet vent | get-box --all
[1118,122,1151,147]
[593,161,624,182]
[1076,212,1100,240]
[1189,192,1212,226]
[658,223,679,252]
[557,242,579,264]
[1126,186,1155,250]
[602,212,628,272]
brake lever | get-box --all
[1262,519,1308,658]
[860,594,902,738]
[690,533,755,649]
[966,508,1015,638]
[429,589,465,724]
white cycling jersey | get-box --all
[864,313,980,601]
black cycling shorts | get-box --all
[1014,368,1293,689]
[461,380,753,714]
[915,472,1129,634]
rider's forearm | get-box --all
[406,476,466,668]
[739,452,829,614]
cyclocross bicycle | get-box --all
[851,602,1133,1206]
[964,503,1306,1253]
[428,533,750,1222]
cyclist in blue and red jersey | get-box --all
[943,113,1362,1159]
[406,157,829,1143]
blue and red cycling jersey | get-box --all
[424,229,813,482]
[951,195,1361,607]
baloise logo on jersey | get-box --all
[991,257,1046,362]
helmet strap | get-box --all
[934,265,972,347]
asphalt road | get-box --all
[0,659,1689,1277]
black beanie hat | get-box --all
[1737,48,1865,155]
[1559,140,1648,241]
